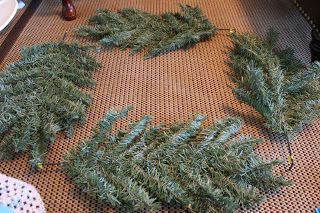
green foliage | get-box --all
[64,107,290,213]
[76,4,216,59]
[0,42,100,169]
[229,29,320,136]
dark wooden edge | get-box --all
[0,0,42,65]
[310,30,320,62]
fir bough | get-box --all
[0,42,100,169]
[64,107,290,213]
[229,29,320,139]
[76,4,216,59]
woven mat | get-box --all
[0,0,319,212]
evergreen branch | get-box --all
[229,29,320,171]
[113,115,152,154]
[148,115,206,161]
[64,107,290,212]
[199,117,242,151]
[0,42,100,169]
[76,4,217,59]
[229,30,320,136]
[285,61,320,93]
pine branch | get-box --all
[229,29,320,136]
[229,29,320,171]
[0,42,100,169]
[285,61,320,93]
[76,4,216,59]
[64,107,290,213]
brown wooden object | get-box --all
[62,0,76,21]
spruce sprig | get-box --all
[0,42,100,169]
[64,107,290,213]
[229,29,320,169]
[76,4,216,59]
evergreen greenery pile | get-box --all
[229,29,320,168]
[64,107,290,213]
[0,42,100,169]
[76,4,216,59]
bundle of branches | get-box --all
[0,42,100,169]
[229,29,320,169]
[76,4,216,59]
[64,106,290,213]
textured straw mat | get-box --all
[0,0,319,212]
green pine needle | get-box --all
[229,29,320,137]
[76,4,217,59]
[64,107,290,213]
[0,42,100,169]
